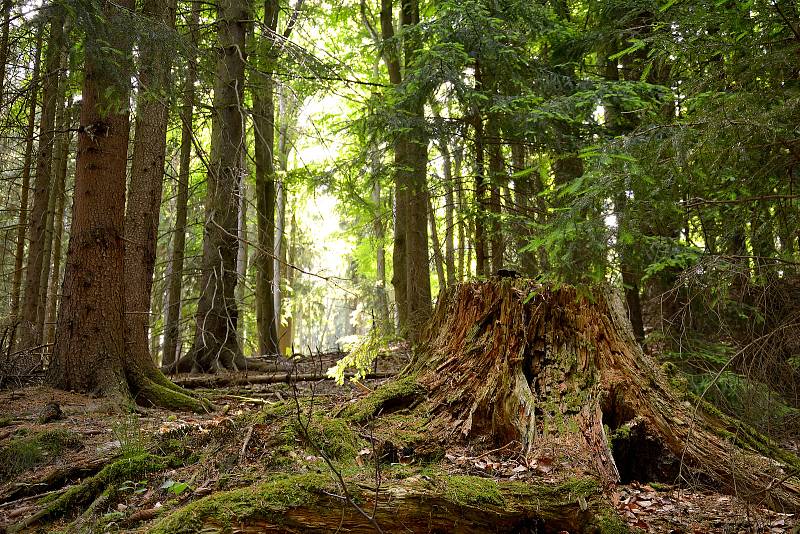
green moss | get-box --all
[294,417,362,460]
[340,375,424,423]
[149,472,331,534]
[44,454,169,519]
[256,399,299,423]
[688,392,800,471]
[0,429,82,480]
[596,512,631,533]
[444,475,504,507]
[0,417,12,428]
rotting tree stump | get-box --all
[415,280,800,511]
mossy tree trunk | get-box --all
[414,280,800,511]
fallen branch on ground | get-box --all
[171,371,395,389]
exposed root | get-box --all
[133,376,212,413]
[8,454,169,532]
[413,280,800,511]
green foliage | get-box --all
[327,326,389,384]
[111,415,147,458]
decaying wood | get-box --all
[414,280,800,511]
[149,474,622,534]
[172,371,394,389]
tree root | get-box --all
[133,375,212,413]
[7,454,169,532]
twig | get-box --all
[288,357,384,533]
[239,425,254,463]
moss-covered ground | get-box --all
[0,368,795,533]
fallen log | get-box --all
[171,371,395,389]
[148,472,626,533]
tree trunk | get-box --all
[510,142,537,276]
[48,0,202,411]
[44,102,74,349]
[442,140,456,286]
[124,0,177,370]
[38,35,72,353]
[413,280,800,511]
[162,1,199,369]
[236,157,249,350]
[20,7,65,352]
[473,112,487,278]
[183,0,249,372]
[274,178,285,345]
[152,471,624,533]
[487,131,504,273]
[10,28,42,321]
[253,0,279,358]
[428,193,446,290]
[0,0,11,111]
[402,121,431,339]
[371,169,391,330]
[454,144,466,281]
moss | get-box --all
[0,417,12,428]
[44,454,169,519]
[149,472,331,534]
[255,399,299,423]
[0,429,82,480]
[689,392,800,470]
[596,512,631,533]
[444,475,504,507]
[298,417,362,460]
[340,375,424,423]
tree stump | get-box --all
[414,280,800,511]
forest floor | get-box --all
[0,346,796,533]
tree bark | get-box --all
[487,118,505,273]
[10,28,42,321]
[371,165,390,330]
[44,103,74,349]
[442,139,456,286]
[428,194,446,290]
[253,0,279,358]
[0,0,12,110]
[473,111,487,278]
[20,7,65,351]
[414,280,800,511]
[37,33,71,352]
[162,1,200,369]
[48,0,133,397]
[124,0,178,370]
[184,0,249,372]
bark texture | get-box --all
[48,0,135,398]
[125,0,177,367]
[415,280,800,511]
[184,0,249,372]
[48,0,203,412]
[10,29,42,320]
[150,472,624,534]
[253,0,279,358]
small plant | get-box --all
[118,479,148,494]
[112,415,146,458]
[160,479,190,496]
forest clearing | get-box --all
[1,0,800,531]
